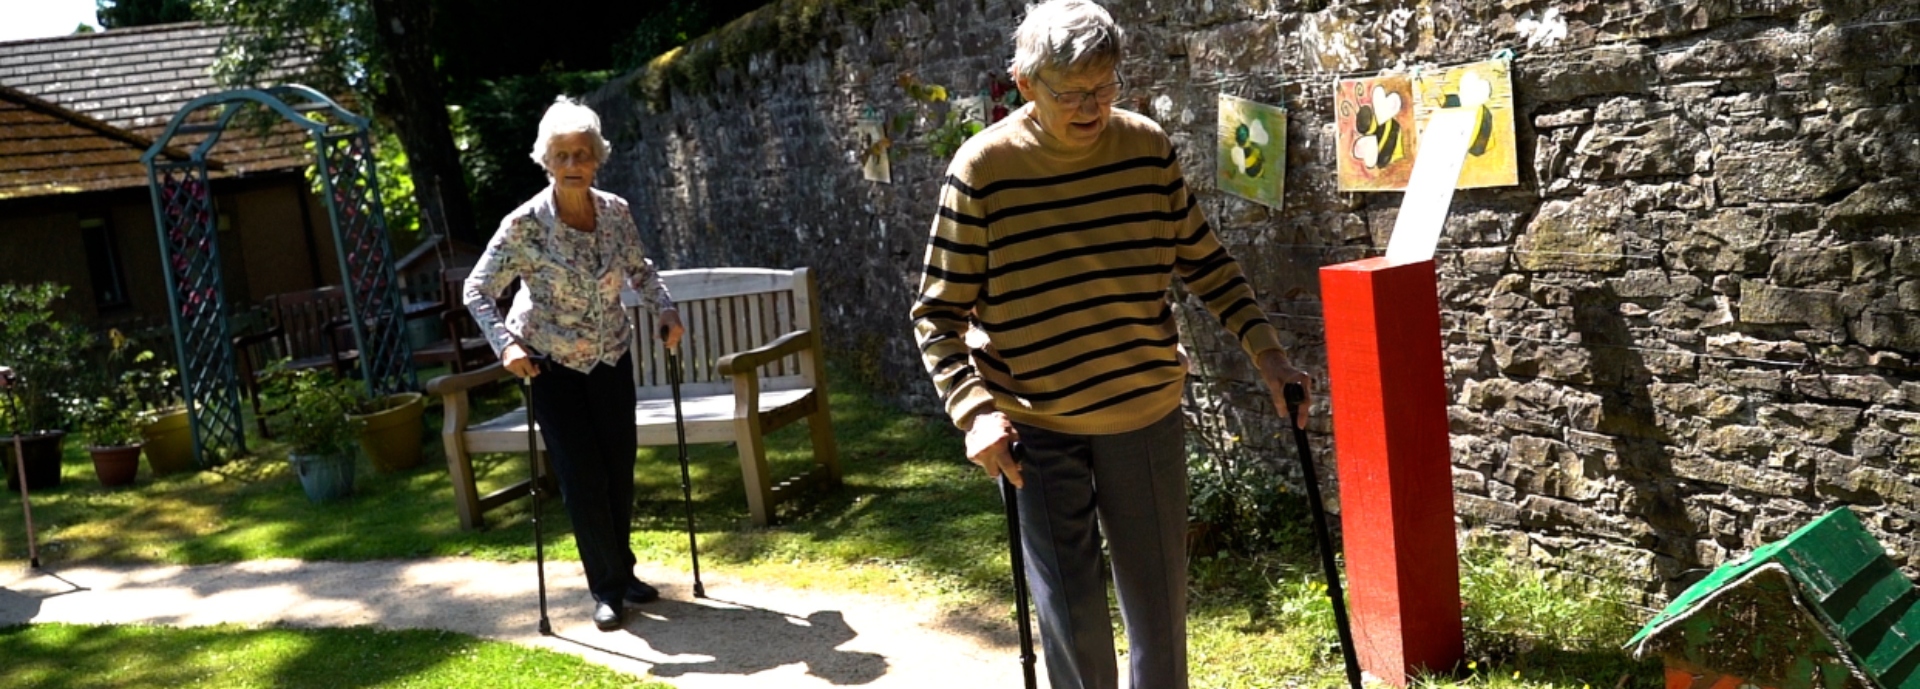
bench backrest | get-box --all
[266,286,349,360]
[627,267,820,399]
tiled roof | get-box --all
[0,22,324,200]
[0,84,198,200]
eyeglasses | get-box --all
[1035,73,1126,109]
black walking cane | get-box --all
[4,370,40,569]
[1284,383,1361,689]
[521,362,553,636]
[999,474,1038,689]
[661,326,705,598]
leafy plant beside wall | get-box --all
[0,283,88,435]
[893,73,1025,159]
[626,0,936,112]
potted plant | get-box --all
[122,346,189,476]
[0,283,88,492]
[67,330,169,487]
[350,390,425,474]
[261,362,364,503]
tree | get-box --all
[196,0,479,246]
[97,0,197,28]
[613,0,766,72]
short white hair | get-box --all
[529,97,611,169]
[1007,0,1124,80]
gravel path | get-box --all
[1,557,1053,687]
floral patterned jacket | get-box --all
[465,186,674,374]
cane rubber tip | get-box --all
[1284,383,1306,406]
[694,585,707,598]
[538,620,552,636]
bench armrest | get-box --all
[426,361,513,397]
[232,325,286,350]
[717,329,813,376]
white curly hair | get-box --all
[528,96,612,170]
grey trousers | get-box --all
[1010,410,1188,689]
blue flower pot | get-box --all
[291,451,355,503]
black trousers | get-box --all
[530,352,640,605]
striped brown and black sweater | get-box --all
[911,105,1284,435]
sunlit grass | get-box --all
[0,363,1661,687]
[0,623,665,688]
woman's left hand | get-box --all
[657,308,685,349]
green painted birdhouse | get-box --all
[1628,508,1918,689]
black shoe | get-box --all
[592,601,623,631]
[625,580,660,604]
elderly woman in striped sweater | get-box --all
[908,1,1314,687]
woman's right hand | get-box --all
[501,343,539,379]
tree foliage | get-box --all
[193,0,371,97]
[165,0,768,243]
[195,0,478,246]
[95,0,198,29]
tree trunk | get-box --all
[366,0,479,246]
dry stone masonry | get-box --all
[587,0,1920,602]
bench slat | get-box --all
[462,389,814,452]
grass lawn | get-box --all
[0,364,1660,688]
[0,623,669,688]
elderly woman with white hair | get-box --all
[465,97,684,632]
[909,1,1313,686]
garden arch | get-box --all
[142,84,415,467]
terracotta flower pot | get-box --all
[88,444,142,487]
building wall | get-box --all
[587,0,1919,601]
[0,173,338,328]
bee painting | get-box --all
[1216,93,1287,209]
[1413,59,1518,189]
[1335,74,1419,192]
[855,117,891,184]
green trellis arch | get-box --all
[142,84,416,467]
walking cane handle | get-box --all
[1284,382,1306,409]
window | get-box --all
[79,216,129,310]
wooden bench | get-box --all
[406,266,494,375]
[233,287,359,436]
[424,267,841,530]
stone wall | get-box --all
[587,0,1920,601]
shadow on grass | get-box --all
[0,364,998,592]
[0,623,659,688]
[0,363,1659,689]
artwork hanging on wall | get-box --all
[1335,73,1418,192]
[1216,93,1287,208]
[1412,58,1519,189]
[855,116,891,184]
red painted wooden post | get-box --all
[1319,257,1465,685]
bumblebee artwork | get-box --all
[1350,84,1405,170]
[1410,59,1518,189]
[1216,93,1286,208]
[1334,74,1418,192]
